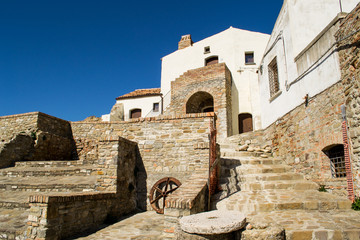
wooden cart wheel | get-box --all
[149,177,181,214]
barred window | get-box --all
[323,144,346,178]
[268,57,280,97]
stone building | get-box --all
[1,1,360,239]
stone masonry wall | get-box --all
[0,112,75,168]
[164,63,232,140]
[25,137,137,240]
[264,82,347,194]
[71,113,213,210]
[336,2,360,195]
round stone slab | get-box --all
[179,210,246,235]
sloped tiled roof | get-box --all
[116,88,161,100]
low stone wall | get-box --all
[264,82,347,193]
[0,112,75,168]
[25,193,121,240]
[336,2,360,195]
[71,113,213,210]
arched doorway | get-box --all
[238,113,253,134]
[130,108,141,119]
[186,92,214,113]
[205,56,219,66]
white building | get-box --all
[258,0,359,128]
[102,88,162,121]
[103,27,270,135]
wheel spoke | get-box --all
[150,194,163,204]
[166,186,179,194]
[155,186,163,194]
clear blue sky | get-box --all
[0,0,283,121]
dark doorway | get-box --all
[205,56,219,66]
[130,109,141,119]
[238,113,253,134]
[186,92,214,114]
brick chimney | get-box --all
[178,34,193,50]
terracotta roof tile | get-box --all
[116,88,161,100]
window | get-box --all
[130,109,141,119]
[245,52,255,65]
[323,144,346,178]
[268,57,280,97]
[204,46,210,54]
[153,103,159,112]
[205,56,218,66]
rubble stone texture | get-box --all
[336,2,360,195]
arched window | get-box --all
[322,144,346,178]
[205,56,219,66]
[238,113,253,134]
[186,92,214,114]
[130,108,141,119]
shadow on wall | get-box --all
[134,145,147,211]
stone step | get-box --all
[14,160,97,168]
[0,208,29,240]
[221,157,283,166]
[240,180,318,191]
[237,164,291,174]
[0,166,96,177]
[215,190,352,215]
[221,150,271,158]
[0,176,97,192]
[247,210,360,240]
[241,172,304,181]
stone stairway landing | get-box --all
[0,159,100,240]
[213,136,360,239]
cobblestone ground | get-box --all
[74,211,168,240]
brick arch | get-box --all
[186,91,214,114]
[205,55,219,66]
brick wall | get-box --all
[71,113,214,210]
[336,2,360,195]
[164,63,232,140]
[0,112,75,168]
[264,82,347,194]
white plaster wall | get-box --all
[116,95,162,121]
[258,0,347,128]
[288,0,358,57]
[161,27,269,134]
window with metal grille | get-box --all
[268,57,280,97]
[323,144,346,178]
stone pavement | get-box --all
[74,211,169,240]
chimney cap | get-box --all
[178,34,193,50]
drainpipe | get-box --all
[339,0,343,13]
[341,105,355,201]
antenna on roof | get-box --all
[339,0,343,12]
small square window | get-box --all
[245,52,255,65]
[153,103,159,112]
[204,46,210,54]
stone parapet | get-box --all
[25,192,121,240]
[0,112,75,168]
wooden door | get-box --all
[238,113,253,133]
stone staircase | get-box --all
[212,139,360,239]
[0,160,98,240]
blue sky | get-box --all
[0,1,283,121]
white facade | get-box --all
[161,27,270,134]
[258,0,359,128]
[118,95,162,121]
